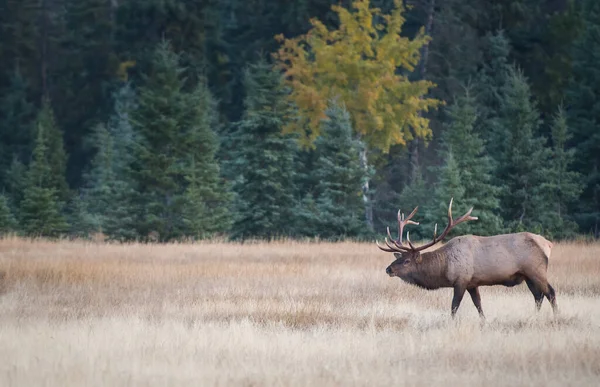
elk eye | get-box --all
[403,259,411,265]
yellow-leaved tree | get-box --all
[273,0,441,231]
[273,0,441,153]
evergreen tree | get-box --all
[4,157,27,218]
[129,41,190,240]
[0,194,17,234]
[497,68,551,233]
[130,42,230,241]
[434,90,503,236]
[309,102,366,239]
[394,170,431,241]
[566,0,600,236]
[474,30,513,162]
[116,0,230,106]
[180,83,232,239]
[227,59,298,240]
[80,123,117,232]
[428,152,467,238]
[20,123,68,237]
[542,106,583,239]
[0,0,41,94]
[79,84,139,241]
[0,68,34,186]
[57,0,118,183]
[36,98,70,202]
[65,193,96,238]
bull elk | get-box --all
[377,199,557,318]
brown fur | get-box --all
[385,232,557,318]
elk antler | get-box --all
[375,206,419,252]
[376,198,478,253]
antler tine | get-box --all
[454,207,479,225]
[387,225,406,250]
[397,206,419,245]
[387,226,395,242]
[385,238,399,251]
[406,206,419,222]
[409,198,478,253]
[376,205,421,253]
[376,240,398,253]
[406,231,416,250]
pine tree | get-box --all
[434,90,503,236]
[497,68,551,233]
[310,102,366,240]
[541,106,583,239]
[566,0,600,236]
[227,59,298,240]
[20,123,68,237]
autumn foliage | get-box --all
[273,0,441,152]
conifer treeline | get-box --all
[0,0,597,241]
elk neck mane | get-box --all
[403,247,450,290]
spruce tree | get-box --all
[20,123,68,237]
[79,84,139,241]
[4,157,27,218]
[566,0,600,236]
[542,106,583,239]
[79,123,116,232]
[428,152,467,238]
[0,194,17,234]
[129,42,190,240]
[310,102,366,240]
[433,90,503,236]
[395,170,431,241]
[497,68,551,233]
[474,30,513,162]
[129,42,230,241]
[0,68,34,186]
[36,98,70,202]
[227,59,298,240]
[65,193,96,238]
[180,83,232,239]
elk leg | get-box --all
[467,287,485,319]
[451,285,466,318]
[544,284,558,315]
[525,278,544,311]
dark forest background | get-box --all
[0,0,598,242]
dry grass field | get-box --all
[0,237,599,386]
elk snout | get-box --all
[386,266,394,276]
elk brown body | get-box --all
[378,199,557,318]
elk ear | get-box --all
[415,252,423,264]
[393,252,402,259]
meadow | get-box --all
[0,237,599,386]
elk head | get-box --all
[377,198,478,277]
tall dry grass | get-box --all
[0,237,599,386]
